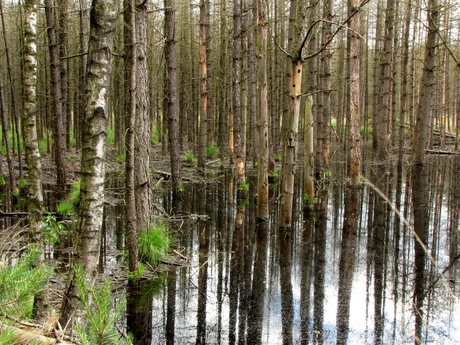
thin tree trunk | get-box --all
[280,59,302,229]
[198,0,208,169]
[124,0,138,274]
[164,0,182,196]
[23,0,47,320]
[347,0,362,186]
[134,0,152,231]
[398,0,412,167]
[44,0,66,190]
[256,0,269,221]
[59,0,118,327]
[0,0,22,180]
[304,96,314,211]
[0,75,16,193]
[413,0,439,165]
[233,0,246,196]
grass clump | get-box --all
[57,181,80,216]
[185,152,197,164]
[138,223,171,266]
[207,143,219,159]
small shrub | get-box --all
[42,214,67,245]
[74,265,132,345]
[0,244,51,319]
[238,181,250,192]
[185,152,197,164]
[127,262,145,281]
[207,144,219,159]
[151,126,160,144]
[57,181,80,216]
[138,223,171,266]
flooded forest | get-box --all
[0,0,460,344]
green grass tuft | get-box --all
[138,223,171,266]
[207,143,219,159]
[185,152,197,164]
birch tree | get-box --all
[23,0,47,320]
[60,0,118,327]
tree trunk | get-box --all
[197,0,208,169]
[303,96,314,211]
[59,0,118,327]
[44,0,67,191]
[376,0,395,161]
[0,75,16,194]
[124,0,138,274]
[413,0,439,166]
[256,0,269,221]
[233,0,246,196]
[398,0,412,167]
[134,0,152,231]
[280,60,302,229]
[318,0,333,177]
[347,0,362,186]
[23,0,47,320]
[164,0,182,196]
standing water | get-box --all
[66,157,460,344]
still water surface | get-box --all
[104,157,460,344]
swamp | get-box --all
[15,154,455,345]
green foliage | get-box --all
[116,151,126,163]
[360,124,373,135]
[150,126,160,144]
[0,126,24,156]
[0,244,51,319]
[274,152,282,162]
[185,152,197,164]
[237,181,250,192]
[42,214,67,245]
[206,143,219,159]
[74,265,132,345]
[0,329,14,345]
[268,169,279,179]
[107,126,115,144]
[57,181,80,216]
[127,262,145,281]
[138,223,171,266]
[0,175,5,187]
[38,138,48,155]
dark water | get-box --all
[49,157,460,344]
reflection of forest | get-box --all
[124,157,460,344]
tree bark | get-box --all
[134,0,152,232]
[413,0,439,166]
[44,0,67,191]
[233,0,246,196]
[197,0,208,169]
[280,60,302,229]
[59,0,118,327]
[23,0,47,320]
[164,0,182,196]
[124,0,138,274]
[256,0,269,221]
[347,0,362,186]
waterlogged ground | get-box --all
[29,155,460,344]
